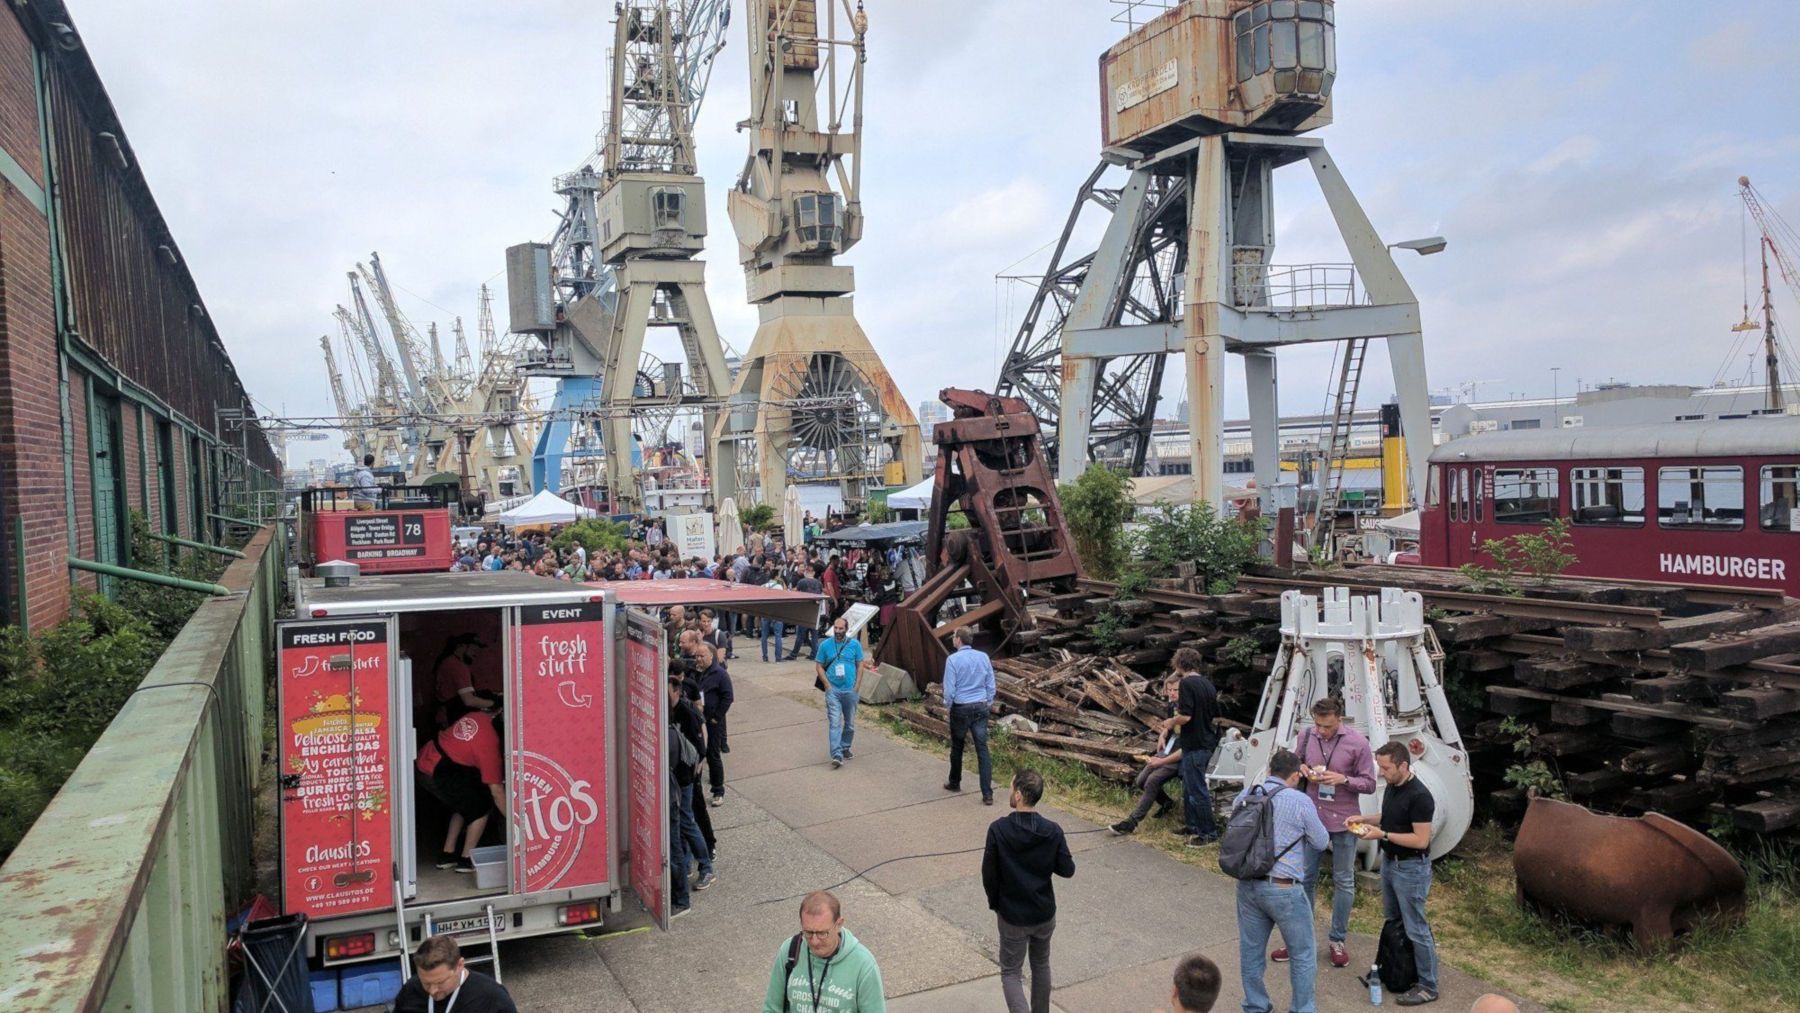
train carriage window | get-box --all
[1473,469,1485,523]
[1657,466,1743,531]
[1493,468,1558,524]
[1455,468,1469,523]
[1570,467,1645,526]
[1762,465,1799,533]
[1425,465,1441,508]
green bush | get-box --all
[0,591,170,861]
[1057,465,1135,580]
[1131,499,1264,593]
[122,510,229,640]
[551,518,633,556]
[739,503,777,533]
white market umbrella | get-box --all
[717,497,746,557]
[783,485,806,548]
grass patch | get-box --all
[870,708,1800,1011]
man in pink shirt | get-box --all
[1272,696,1377,970]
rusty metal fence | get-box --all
[0,525,284,1010]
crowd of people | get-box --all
[388,504,1505,1012]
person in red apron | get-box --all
[416,711,505,873]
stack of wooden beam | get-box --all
[879,560,1800,837]
[888,650,1172,783]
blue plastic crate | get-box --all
[307,967,339,1012]
[338,964,404,1008]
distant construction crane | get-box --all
[1739,176,1798,413]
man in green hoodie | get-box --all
[762,890,886,1013]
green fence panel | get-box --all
[0,525,284,1011]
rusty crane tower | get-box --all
[713,0,923,507]
[998,0,1435,522]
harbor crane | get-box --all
[507,0,736,510]
[712,0,922,506]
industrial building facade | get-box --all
[0,2,276,630]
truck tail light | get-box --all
[311,608,328,617]
[324,931,376,960]
[558,901,602,926]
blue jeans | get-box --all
[669,786,690,909]
[1236,878,1317,1013]
[1304,830,1359,942]
[947,702,993,797]
[677,783,712,878]
[791,624,818,658]
[825,686,858,760]
[1180,748,1216,838]
[760,619,786,661]
[1381,856,1438,993]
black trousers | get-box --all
[705,714,728,795]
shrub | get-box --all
[1058,465,1135,580]
[739,503,777,532]
[1131,500,1264,592]
[551,518,632,555]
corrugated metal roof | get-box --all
[1428,417,1800,463]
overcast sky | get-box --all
[68,1,1800,467]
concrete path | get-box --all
[497,654,1538,1012]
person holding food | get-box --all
[1269,697,1376,969]
[1347,741,1440,1007]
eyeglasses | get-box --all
[800,928,837,939]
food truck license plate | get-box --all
[434,914,508,936]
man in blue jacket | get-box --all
[982,768,1075,1013]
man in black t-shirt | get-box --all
[1348,741,1440,1007]
[393,935,516,1012]
[1159,648,1221,847]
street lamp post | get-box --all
[1551,367,1561,429]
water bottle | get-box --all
[1369,963,1383,1006]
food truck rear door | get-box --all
[276,615,401,920]
[621,608,672,929]
[504,599,618,901]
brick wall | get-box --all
[0,7,275,627]
[0,173,73,624]
[0,13,40,190]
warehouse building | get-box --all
[0,1,276,629]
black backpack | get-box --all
[1376,916,1418,993]
[1218,784,1301,880]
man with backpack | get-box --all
[1223,748,1328,1013]
[761,890,886,1012]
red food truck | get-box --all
[298,485,460,576]
[277,570,676,975]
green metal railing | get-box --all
[0,525,284,1010]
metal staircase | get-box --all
[1309,336,1369,550]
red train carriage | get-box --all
[1419,417,1800,595]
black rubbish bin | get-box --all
[234,912,311,1013]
